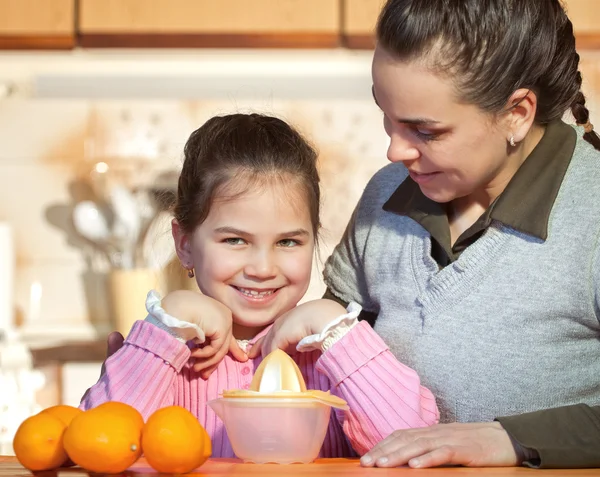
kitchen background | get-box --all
[0,0,599,455]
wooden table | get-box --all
[2,456,600,477]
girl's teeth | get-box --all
[239,288,273,297]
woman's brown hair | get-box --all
[377,0,600,150]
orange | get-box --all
[40,405,84,467]
[63,403,142,473]
[40,404,83,426]
[94,401,145,431]
[13,412,68,471]
[142,406,211,473]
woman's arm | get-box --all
[497,405,600,468]
[496,236,600,468]
[80,320,191,420]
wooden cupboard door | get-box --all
[78,0,340,48]
[564,0,600,49]
[342,0,385,49]
[0,0,74,49]
[343,0,600,50]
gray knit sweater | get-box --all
[324,126,600,423]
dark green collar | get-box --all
[383,120,576,242]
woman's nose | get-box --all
[387,133,420,163]
[244,250,278,279]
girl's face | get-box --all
[182,180,315,339]
[371,46,516,204]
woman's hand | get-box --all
[248,299,347,358]
[161,290,247,378]
[81,331,125,403]
[360,422,519,468]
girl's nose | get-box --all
[244,250,278,279]
[387,133,421,163]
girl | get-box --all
[81,113,439,458]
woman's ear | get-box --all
[172,218,193,268]
[505,88,538,143]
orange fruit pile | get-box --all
[13,403,212,474]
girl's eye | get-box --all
[224,237,246,246]
[278,239,299,248]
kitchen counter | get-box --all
[1,456,600,477]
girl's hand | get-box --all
[360,422,519,468]
[247,299,347,358]
[161,290,247,378]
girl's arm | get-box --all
[80,320,191,420]
[249,298,439,456]
[312,321,440,456]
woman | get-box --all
[318,0,600,469]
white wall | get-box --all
[0,49,390,346]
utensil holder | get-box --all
[108,268,162,337]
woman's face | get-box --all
[371,46,514,204]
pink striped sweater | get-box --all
[81,320,439,457]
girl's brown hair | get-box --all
[174,113,320,238]
[376,0,600,150]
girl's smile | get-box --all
[232,286,280,304]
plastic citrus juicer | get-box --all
[208,349,348,464]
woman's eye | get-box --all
[224,238,246,245]
[413,127,439,141]
[278,239,299,248]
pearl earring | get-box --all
[509,135,516,147]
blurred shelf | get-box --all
[30,340,106,367]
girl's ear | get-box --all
[172,219,193,268]
[505,88,538,143]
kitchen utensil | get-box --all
[72,201,121,268]
[108,186,141,269]
[73,201,110,243]
[208,350,347,464]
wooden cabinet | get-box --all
[78,0,340,48]
[341,0,600,50]
[564,0,600,49]
[342,0,384,49]
[0,0,75,49]
[0,0,598,52]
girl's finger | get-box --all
[229,338,248,362]
[260,335,275,357]
[193,335,232,373]
[191,344,219,359]
[247,336,265,359]
[198,363,219,380]
[191,329,228,359]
